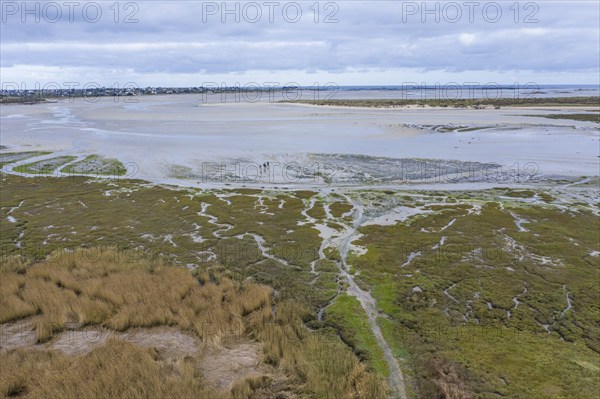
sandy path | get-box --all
[311,193,407,398]
[339,196,408,399]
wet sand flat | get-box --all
[1,94,598,185]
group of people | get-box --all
[259,161,270,173]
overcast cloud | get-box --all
[1,1,599,86]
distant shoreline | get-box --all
[2,85,599,105]
[282,96,600,109]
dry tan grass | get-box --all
[252,302,388,399]
[1,248,387,398]
[1,248,268,344]
[0,339,225,399]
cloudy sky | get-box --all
[1,1,599,87]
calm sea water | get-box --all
[291,84,600,101]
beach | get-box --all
[1,94,598,187]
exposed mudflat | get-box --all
[1,95,598,186]
[198,342,285,390]
[0,318,284,392]
[0,319,200,357]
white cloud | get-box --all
[458,33,477,46]
[1,1,598,85]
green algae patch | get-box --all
[61,155,127,176]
